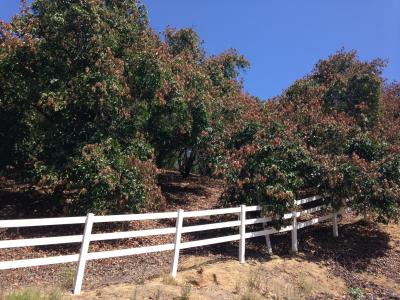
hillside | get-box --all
[1,1,400,299]
[1,171,400,299]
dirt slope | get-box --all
[1,171,400,299]
[67,255,347,300]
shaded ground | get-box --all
[1,171,400,299]
[0,171,227,293]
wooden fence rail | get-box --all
[0,195,343,295]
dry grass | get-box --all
[241,289,261,300]
[162,274,178,286]
[58,266,75,291]
[64,254,346,300]
[4,288,63,300]
[177,283,191,300]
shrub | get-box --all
[67,138,164,215]
[348,287,365,300]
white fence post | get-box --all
[73,213,94,295]
[0,194,333,293]
[291,211,298,253]
[263,223,273,255]
[171,209,184,278]
[332,211,338,237]
[239,204,246,263]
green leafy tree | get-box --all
[223,51,400,223]
[0,0,164,214]
[147,27,251,177]
[313,50,384,125]
[0,0,255,213]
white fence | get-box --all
[0,195,343,295]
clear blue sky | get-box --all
[1,0,399,99]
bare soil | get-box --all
[67,256,347,300]
[1,170,400,299]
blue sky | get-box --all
[1,0,399,99]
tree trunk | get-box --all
[179,148,196,178]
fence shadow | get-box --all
[180,218,391,274]
[298,220,390,271]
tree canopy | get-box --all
[222,52,400,223]
[0,1,399,221]
[0,0,256,214]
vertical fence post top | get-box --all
[239,204,246,264]
[171,208,184,278]
[177,208,184,218]
[73,211,95,295]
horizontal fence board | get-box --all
[182,220,240,233]
[180,234,240,249]
[245,205,262,212]
[0,235,83,249]
[245,225,294,239]
[93,211,178,223]
[297,214,332,229]
[0,193,346,297]
[0,217,86,228]
[295,195,322,206]
[90,227,176,241]
[245,216,273,225]
[87,243,175,260]
[247,195,324,212]
[244,211,293,220]
[183,207,241,218]
[297,205,327,217]
[283,212,294,219]
[275,225,294,233]
[245,229,268,239]
[0,195,339,275]
[0,254,79,270]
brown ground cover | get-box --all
[1,171,399,299]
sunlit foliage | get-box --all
[223,52,400,223]
[1,2,399,221]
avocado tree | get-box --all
[0,0,256,213]
[0,0,165,214]
[222,52,400,223]
[147,27,252,177]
